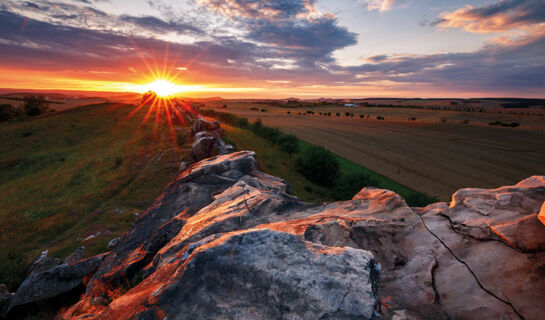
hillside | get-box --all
[1,116,544,319]
[0,102,190,291]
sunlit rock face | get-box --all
[12,150,542,320]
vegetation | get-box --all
[0,104,16,121]
[211,109,438,206]
[23,95,50,117]
[0,102,189,291]
[295,145,339,187]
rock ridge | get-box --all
[1,149,544,319]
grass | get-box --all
[224,125,437,205]
[0,102,190,291]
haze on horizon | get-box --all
[0,0,544,99]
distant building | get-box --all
[344,103,359,107]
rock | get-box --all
[63,247,85,265]
[179,160,187,171]
[193,117,220,134]
[53,153,545,320]
[189,133,218,162]
[4,253,106,318]
[27,250,61,276]
[0,284,13,316]
[538,201,545,226]
[84,232,101,241]
[106,237,120,249]
[84,230,379,319]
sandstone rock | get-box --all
[106,237,120,249]
[54,152,545,320]
[189,133,217,162]
[193,117,220,134]
[4,253,106,318]
[0,284,13,316]
[27,250,61,276]
[84,230,379,319]
[63,246,85,265]
[538,200,545,226]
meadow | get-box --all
[0,102,189,290]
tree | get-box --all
[0,104,16,121]
[335,173,377,199]
[23,95,49,117]
[296,145,339,187]
[141,90,157,105]
[278,134,299,156]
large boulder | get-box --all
[193,117,220,134]
[53,151,545,320]
[3,253,106,318]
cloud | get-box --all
[119,15,204,35]
[349,31,545,93]
[434,0,545,33]
[196,0,357,67]
[360,0,404,12]
[196,0,309,21]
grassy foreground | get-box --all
[224,125,436,205]
[0,103,189,290]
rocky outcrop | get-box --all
[188,117,234,163]
[46,149,545,320]
[3,147,544,319]
[2,253,106,318]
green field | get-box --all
[224,125,436,205]
[0,103,189,291]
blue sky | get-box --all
[0,0,544,97]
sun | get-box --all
[146,79,180,97]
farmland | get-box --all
[206,101,545,199]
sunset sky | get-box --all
[0,0,544,98]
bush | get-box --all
[335,173,377,199]
[176,131,186,147]
[0,104,16,121]
[278,134,299,156]
[296,146,339,187]
[377,116,384,120]
[23,95,49,117]
[336,112,340,116]
[404,192,438,207]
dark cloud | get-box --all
[197,0,309,21]
[198,0,357,67]
[344,32,545,92]
[248,17,357,64]
[119,15,204,35]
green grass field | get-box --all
[224,125,436,205]
[0,103,189,291]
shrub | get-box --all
[404,192,438,207]
[335,173,377,199]
[287,111,291,114]
[176,131,186,147]
[376,116,384,120]
[0,104,16,121]
[336,112,340,116]
[278,134,299,156]
[359,114,364,118]
[345,112,350,116]
[260,108,268,112]
[23,95,49,117]
[296,146,339,187]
